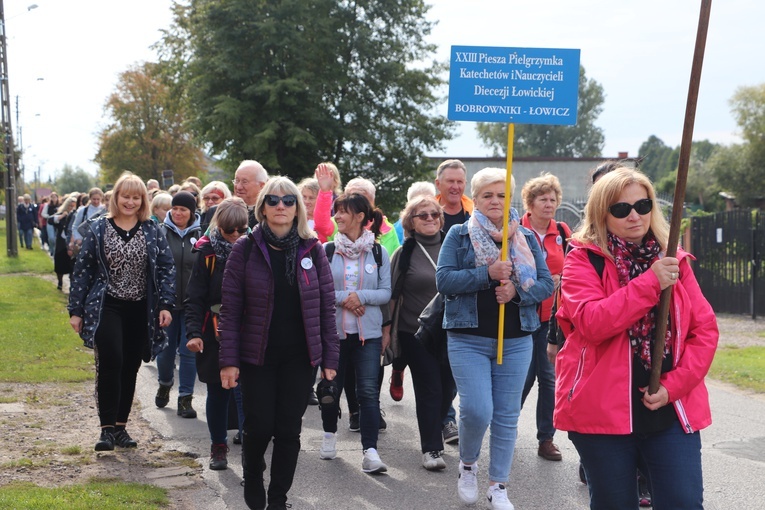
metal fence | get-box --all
[690,210,765,317]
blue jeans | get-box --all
[156,310,196,396]
[570,420,704,510]
[448,331,532,483]
[321,335,381,451]
[205,382,245,444]
[521,322,556,442]
[20,228,33,248]
[46,224,56,255]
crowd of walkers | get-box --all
[52,157,717,510]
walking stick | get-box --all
[497,123,515,365]
[649,0,712,394]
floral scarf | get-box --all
[261,222,301,286]
[607,232,672,370]
[209,229,235,264]
[468,208,537,291]
[334,228,375,260]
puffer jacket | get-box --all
[160,213,202,311]
[218,227,339,370]
[553,241,718,435]
[67,216,176,361]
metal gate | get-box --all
[690,210,765,317]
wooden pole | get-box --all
[649,0,712,394]
[497,123,515,364]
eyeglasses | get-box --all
[222,226,249,235]
[232,179,251,186]
[202,195,223,203]
[608,198,653,219]
[413,212,440,221]
[264,194,297,207]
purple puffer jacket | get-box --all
[218,226,339,371]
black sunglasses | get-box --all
[264,194,297,207]
[413,212,440,220]
[609,198,653,219]
[222,226,249,235]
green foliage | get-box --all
[157,0,454,214]
[0,478,168,509]
[0,275,93,383]
[95,62,207,186]
[54,165,95,196]
[637,135,679,183]
[475,66,605,157]
[710,346,765,393]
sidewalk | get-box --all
[134,364,765,509]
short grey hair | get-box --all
[237,159,269,184]
[436,159,467,180]
[406,181,437,201]
[344,177,376,201]
[470,167,515,200]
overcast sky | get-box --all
[7,0,762,183]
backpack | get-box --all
[324,241,383,268]
[547,250,605,348]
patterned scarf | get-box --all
[607,232,672,370]
[261,222,301,286]
[468,208,537,291]
[209,229,234,264]
[334,228,375,260]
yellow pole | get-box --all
[497,123,514,364]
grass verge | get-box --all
[0,477,168,509]
[710,346,765,393]
[0,226,54,274]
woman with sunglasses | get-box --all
[219,177,339,510]
[185,197,248,471]
[554,167,717,509]
[388,195,454,471]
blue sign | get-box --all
[448,46,580,125]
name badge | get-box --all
[365,263,375,274]
[301,258,313,270]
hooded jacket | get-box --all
[160,213,202,311]
[553,241,718,435]
[67,216,176,361]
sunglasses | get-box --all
[222,227,249,235]
[608,198,653,219]
[264,194,297,207]
[413,212,440,221]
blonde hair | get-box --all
[108,172,151,222]
[521,172,563,211]
[255,176,316,239]
[319,162,342,195]
[573,167,669,257]
[180,181,202,209]
[400,195,444,236]
[57,196,78,215]
[471,167,515,200]
[150,192,172,216]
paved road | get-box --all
[135,363,765,510]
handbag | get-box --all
[414,292,449,365]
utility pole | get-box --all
[0,0,18,256]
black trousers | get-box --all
[239,342,314,507]
[93,296,147,427]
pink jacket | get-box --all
[553,241,718,435]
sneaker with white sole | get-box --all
[422,451,446,471]
[486,483,514,510]
[457,461,479,504]
[361,447,387,473]
[320,432,337,460]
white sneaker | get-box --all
[457,461,479,504]
[319,432,336,460]
[361,447,388,473]
[486,483,514,510]
[422,450,446,471]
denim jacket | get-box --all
[436,221,553,332]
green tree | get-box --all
[655,140,723,211]
[475,66,605,157]
[95,62,207,185]
[157,0,453,214]
[637,135,679,183]
[55,165,95,195]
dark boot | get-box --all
[209,443,229,470]
[155,384,171,408]
[95,428,115,451]
[177,395,197,418]
[243,469,266,510]
[114,428,138,448]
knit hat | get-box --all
[172,191,197,213]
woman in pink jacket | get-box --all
[554,168,717,510]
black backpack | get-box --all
[547,250,605,348]
[324,241,383,268]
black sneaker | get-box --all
[233,431,242,445]
[308,388,319,406]
[349,412,360,432]
[379,410,387,431]
[210,443,229,470]
[95,429,115,451]
[177,395,197,418]
[155,384,171,408]
[114,429,137,448]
